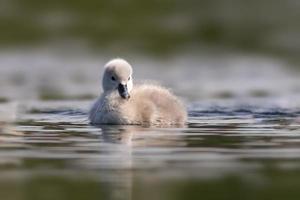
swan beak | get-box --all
[118,84,130,99]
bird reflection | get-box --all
[91,124,188,199]
[96,124,188,147]
[95,125,141,145]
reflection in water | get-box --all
[96,125,134,200]
[99,125,137,145]
[0,98,299,199]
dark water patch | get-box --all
[212,91,236,99]
[0,97,9,103]
[39,93,96,101]
[28,108,88,116]
[189,105,300,119]
[249,89,271,98]
[18,174,108,200]
[134,170,300,200]
[16,120,83,127]
[188,123,242,130]
[22,158,70,170]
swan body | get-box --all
[89,58,187,126]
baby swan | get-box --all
[89,58,187,127]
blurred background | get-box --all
[0,0,299,101]
[0,1,300,200]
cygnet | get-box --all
[89,58,187,127]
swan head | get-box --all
[102,58,133,99]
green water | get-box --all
[0,98,299,200]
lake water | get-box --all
[0,51,300,200]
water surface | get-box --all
[0,97,299,200]
[0,51,300,200]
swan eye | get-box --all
[128,77,131,81]
[111,76,116,81]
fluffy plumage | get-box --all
[89,58,187,126]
